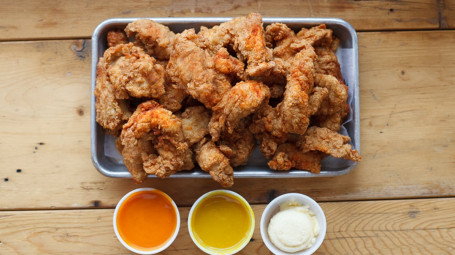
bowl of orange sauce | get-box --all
[113,188,180,254]
[188,190,255,255]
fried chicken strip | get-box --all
[120,101,194,180]
[209,80,270,141]
[95,45,141,134]
[125,19,176,60]
[265,23,297,61]
[268,143,325,173]
[315,47,343,81]
[313,74,349,131]
[180,106,211,146]
[198,13,275,77]
[103,43,165,99]
[195,138,234,187]
[217,122,256,167]
[250,42,318,157]
[298,126,361,161]
[167,29,232,108]
[297,24,333,47]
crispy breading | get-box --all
[180,106,210,146]
[209,80,270,141]
[315,47,343,81]
[198,13,275,77]
[217,122,256,167]
[195,138,234,187]
[107,29,128,47]
[298,126,361,161]
[213,47,245,80]
[167,29,232,108]
[94,45,138,134]
[313,74,349,131]
[268,143,325,173]
[265,23,297,61]
[297,24,333,47]
[125,19,176,60]
[98,43,165,100]
[250,42,317,157]
[120,101,194,180]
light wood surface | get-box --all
[1,31,454,209]
[1,1,454,253]
[1,198,454,254]
[0,0,440,40]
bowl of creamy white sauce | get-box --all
[260,193,326,255]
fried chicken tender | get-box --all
[107,29,128,47]
[209,81,271,141]
[180,106,210,146]
[313,74,349,131]
[125,19,176,60]
[158,83,187,112]
[98,43,165,100]
[167,29,232,108]
[120,101,194,180]
[198,13,275,77]
[298,126,361,161]
[315,47,343,81]
[297,24,333,47]
[250,42,318,157]
[119,133,155,183]
[217,122,256,167]
[213,47,245,80]
[94,46,136,134]
[229,13,275,77]
[268,143,325,173]
[195,138,234,187]
[265,23,297,61]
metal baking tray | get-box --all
[91,17,360,179]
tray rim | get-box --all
[90,17,360,179]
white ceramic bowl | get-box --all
[188,190,255,255]
[113,188,180,254]
[260,193,326,255]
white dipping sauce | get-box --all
[267,201,320,253]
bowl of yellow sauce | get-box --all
[113,188,180,254]
[188,190,255,255]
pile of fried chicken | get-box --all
[94,13,361,187]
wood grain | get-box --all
[442,0,454,28]
[0,198,454,254]
[0,30,455,209]
[0,0,439,40]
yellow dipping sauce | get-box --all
[190,191,254,254]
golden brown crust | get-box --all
[209,80,270,141]
[107,29,128,48]
[120,101,193,180]
[298,126,361,161]
[195,138,234,187]
[125,19,176,60]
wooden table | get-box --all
[1,1,454,254]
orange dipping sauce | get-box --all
[114,189,179,252]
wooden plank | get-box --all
[0,198,454,254]
[442,0,454,28]
[0,0,439,41]
[0,30,455,210]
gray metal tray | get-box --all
[91,17,360,179]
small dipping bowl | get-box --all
[260,193,326,255]
[188,190,255,255]
[113,188,180,254]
